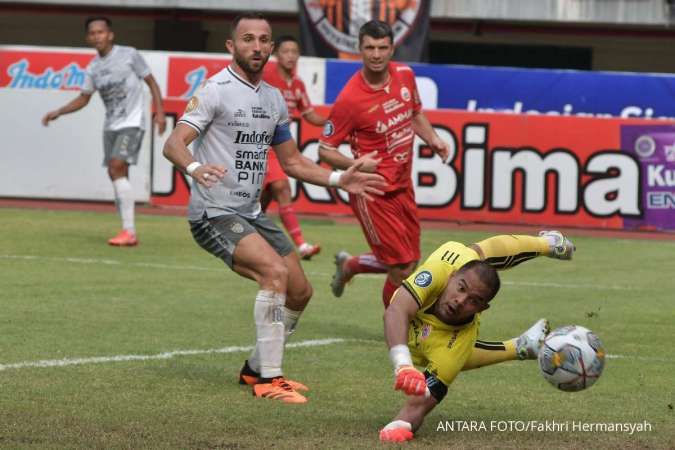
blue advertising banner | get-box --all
[324,60,675,120]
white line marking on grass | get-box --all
[0,254,221,272]
[1,254,642,291]
[0,338,363,372]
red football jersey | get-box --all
[263,66,313,119]
[320,63,422,191]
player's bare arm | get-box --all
[162,122,226,187]
[411,112,449,162]
[393,391,439,432]
[302,110,327,127]
[41,93,92,126]
[317,143,380,172]
[274,139,386,200]
[144,74,166,135]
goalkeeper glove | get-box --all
[394,365,427,396]
[379,420,413,442]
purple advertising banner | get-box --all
[621,125,675,230]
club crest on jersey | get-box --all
[414,270,432,287]
[323,120,335,137]
[400,86,411,102]
[230,223,245,234]
[420,324,432,341]
[185,96,199,114]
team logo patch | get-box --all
[414,270,432,287]
[400,86,411,102]
[420,324,431,341]
[634,135,656,158]
[322,120,335,137]
[665,143,675,162]
[230,223,245,234]
[185,96,199,114]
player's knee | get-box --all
[107,160,127,179]
[259,261,289,290]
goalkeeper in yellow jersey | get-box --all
[379,231,575,442]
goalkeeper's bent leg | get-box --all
[471,234,550,270]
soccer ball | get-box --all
[538,325,606,392]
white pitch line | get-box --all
[1,254,643,291]
[0,254,222,273]
[1,338,668,372]
[0,338,356,372]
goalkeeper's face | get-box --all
[435,269,492,325]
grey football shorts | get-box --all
[103,127,144,166]
[189,213,294,269]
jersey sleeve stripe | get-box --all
[401,280,422,306]
[177,119,203,135]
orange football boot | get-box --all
[108,230,138,246]
[252,377,307,404]
[238,360,308,391]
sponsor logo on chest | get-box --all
[375,109,414,134]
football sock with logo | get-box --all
[248,290,285,379]
[346,253,388,276]
[281,304,301,342]
[461,340,517,370]
[278,204,305,246]
[473,235,549,270]
[382,277,399,308]
[112,177,135,234]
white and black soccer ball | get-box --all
[538,325,606,392]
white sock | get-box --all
[112,177,135,234]
[251,290,285,379]
[249,304,302,374]
[282,305,302,342]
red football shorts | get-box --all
[349,186,420,266]
[263,150,288,188]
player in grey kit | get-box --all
[163,13,385,404]
[42,16,166,246]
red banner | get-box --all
[0,50,93,90]
[152,105,673,230]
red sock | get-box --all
[345,253,388,275]
[278,204,304,246]
[382,277,399,308]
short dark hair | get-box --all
[230,12,268,38]
[456,260,501,301]
[84,16,112,32]
[358,19,393,46]
[274,35,298,50]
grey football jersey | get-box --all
[81,45,151,131]
[178,66,291,220]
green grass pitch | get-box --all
[1,207,673,449]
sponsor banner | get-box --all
[621,125,675,230]
[324,60,675,121]
[0,48,94,90]
[166,55,231,99]
[150,106,674,231]
[299,0,430,61]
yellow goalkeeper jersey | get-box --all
[398,241,481,386]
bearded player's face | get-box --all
[227,19,273,75]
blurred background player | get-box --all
[318,20,449,306]
[262,35,326,260]
[162,13,385,404]
[41,16,166,246]
[379,231,575,442]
